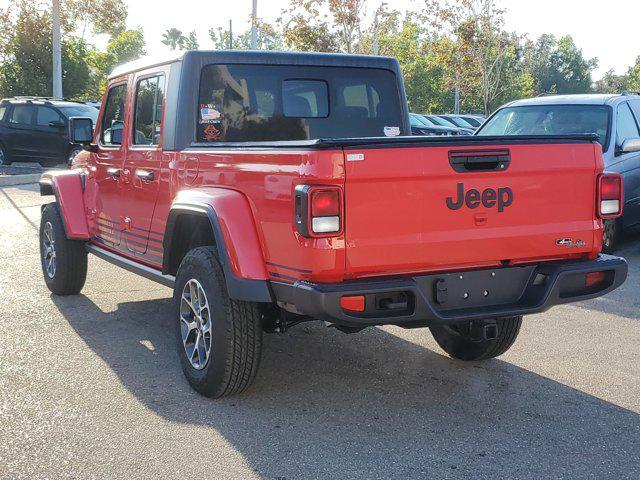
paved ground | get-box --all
[0,184,639,480]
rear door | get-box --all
[5,104,36,160]
[343,140,599,278]
[120,72,166,262]
[620,100,640,227]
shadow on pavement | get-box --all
[51,294,640,479]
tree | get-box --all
[626,56,640,92]
[162,28,184,50]
[182,30,199,50]
[595,69,628,94]
[523,34,597,95]
[422,0,532,113]
[0,0,143,100]
[210,21,282,50]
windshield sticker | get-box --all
[384,126,400,137]
[200,103,221,124]
[203,124,221,142]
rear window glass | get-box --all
[197,64,403,143]
[478,104,611,148]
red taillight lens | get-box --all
[294,185,343,237]
[311,190,340,217]
[597,174,623,218]
[585,271,607,289]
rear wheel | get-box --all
[0,144,11,166]
[602,218,621,254]
[173,247,263,398]
[430,316,523,361]
[39,203,88,295]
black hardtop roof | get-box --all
[109,50,401,79]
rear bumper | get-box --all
[271,255,628,328]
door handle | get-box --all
[135,169,154,182]
[107,168,121,179]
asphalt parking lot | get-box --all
[0,184,639,480]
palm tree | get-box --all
[162,28,184,50]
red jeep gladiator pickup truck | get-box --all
[39,51,627,398]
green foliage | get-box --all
[209,21,282,51]
[162,28,199,50]
[524,34,597,95]
[0,0,144,100]
[626,57,640,92]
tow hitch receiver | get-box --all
[462,320,499,341]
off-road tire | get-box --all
[0,143,11,166]
[39,202,88,295]
[602,218,621,254]
[173,246,263,398]
[430,316,523,361]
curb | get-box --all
[0,173,42,187]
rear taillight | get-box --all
[294,185,343,237]
[597,174,623,218]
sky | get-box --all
[2,0,639,78]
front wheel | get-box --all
[39,203,88,295]
[430,316,523,361]
[173,247,263,398]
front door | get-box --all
[121,73,166,265]
[89,81,129,250]
[613,102,640,228]
[33,105,67,164]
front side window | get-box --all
[133,75,165,145]
[197,64,403,143]
[477,104,611,148]
[0,106,7,121]
[615,102,640,148]
[35,106,62,126]
[101,83,127,146]
[9,105,34,125]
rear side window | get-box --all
[197,64,403,143]
[9,105,34,125]
[616,103,640,147]
[0,106,7,121]
[35,106,63,126]
[101,83,127,146]
[133,75,165,146]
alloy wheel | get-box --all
[42,221,57,278]
[179,279,212,370]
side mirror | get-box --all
[620,138,640,154]
[69,117,94,144]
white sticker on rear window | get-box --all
[384,126,400,137]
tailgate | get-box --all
[344,140,599,278]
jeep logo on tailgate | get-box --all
[446,183,513,212]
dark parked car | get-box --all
[439,114,479,131]
[476,93,640,252]
[0,97,99,166]
[413,114,473,135]
[410,113,467,136]
[457,114,486,128]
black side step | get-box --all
[85,244,175,288]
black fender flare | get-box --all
[163,202,273,303]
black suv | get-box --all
[0,97,99,166]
